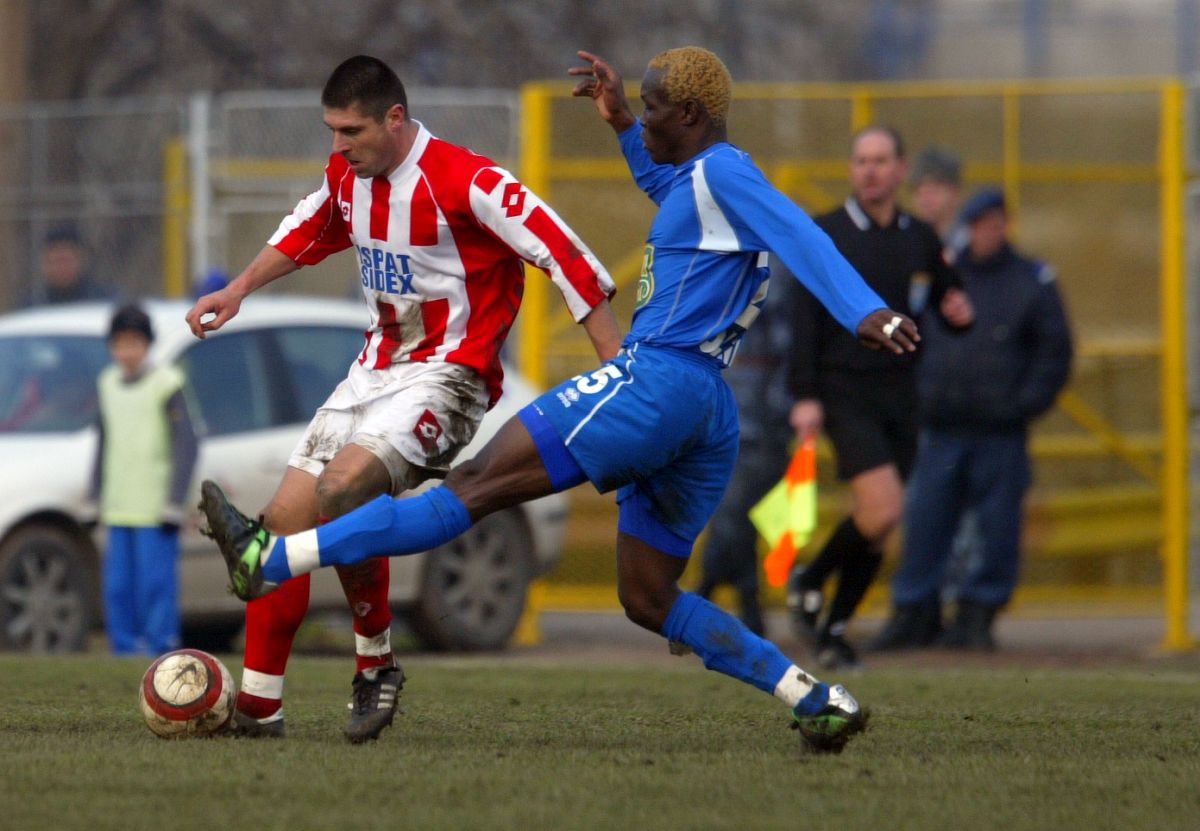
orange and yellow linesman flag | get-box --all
[749,437,817,588]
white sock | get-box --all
[355,629,392,663]
[772,664,820,709]
[280,528,320,577]
[257,529,318,578]
[241,668,283,698]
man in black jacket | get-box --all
[786,125,973,668]
[871,187,1072,651]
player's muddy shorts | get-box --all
[519,343,739,557]
[288,361,489,495]
[819,370,918,481]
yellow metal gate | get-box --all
[515,77,1194,649]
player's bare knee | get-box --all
[259,502,289,534]
[621,598,658,632]
[618,585,672,633]
[315,468,376,519]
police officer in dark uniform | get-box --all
[871,187,1072,652]
[786,125,974,669]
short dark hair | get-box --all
[108,303,154,343]
[321,55,408,121]
[43,225,84,249]
[850,124,906,160]
[910,146,962,186]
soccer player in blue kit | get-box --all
[199,46,919,753]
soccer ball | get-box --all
[138,648,235,738]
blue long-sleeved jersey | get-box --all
[618,124,885,366]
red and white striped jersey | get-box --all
[269,121,614,406]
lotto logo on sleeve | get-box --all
[412,409,444,454]
[501,182,526,218]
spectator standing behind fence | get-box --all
[909,146,968,261]
[20,226,120,308]
[785,125,974,670]
[695,268,797,636]
[89,304,198,655]
[869,187,1072,652]
[910,145,983,609]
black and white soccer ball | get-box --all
[138,648,235,738]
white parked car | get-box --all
[0,298,567,653]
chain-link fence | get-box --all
[204,88,520,298]
[0,97,187,308]
[0,88,519,309]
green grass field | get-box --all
[1,653,1198,831]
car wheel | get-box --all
[406,509,534,651]
[0,525,94,653]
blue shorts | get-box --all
[519,344,739,557]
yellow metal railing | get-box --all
[159,78,1195,649]
[162,137,189,299]
[517,76,1195,649]
[519,83,553,392]
[1156,81,1191,649]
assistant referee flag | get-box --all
[749,438,817,587]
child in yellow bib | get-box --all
[91,304,197,654]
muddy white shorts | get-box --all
[288,361,490,495]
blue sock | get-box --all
[262,486,473,582]
[661,592,794,696]
[793,683,831,716]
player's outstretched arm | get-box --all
[580,299,622,362]
[857,309,919,355]
[569,50,637,133]
[185,246,299,339]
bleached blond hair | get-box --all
[647,46,732,127]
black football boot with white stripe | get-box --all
[344,663,405,743]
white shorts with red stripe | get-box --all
[288,361,489,495]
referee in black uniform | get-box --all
[786,125,974,669]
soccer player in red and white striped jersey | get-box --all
[185,55,619,742]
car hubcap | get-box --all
[437,523,522,635]
[3,546,85,653]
